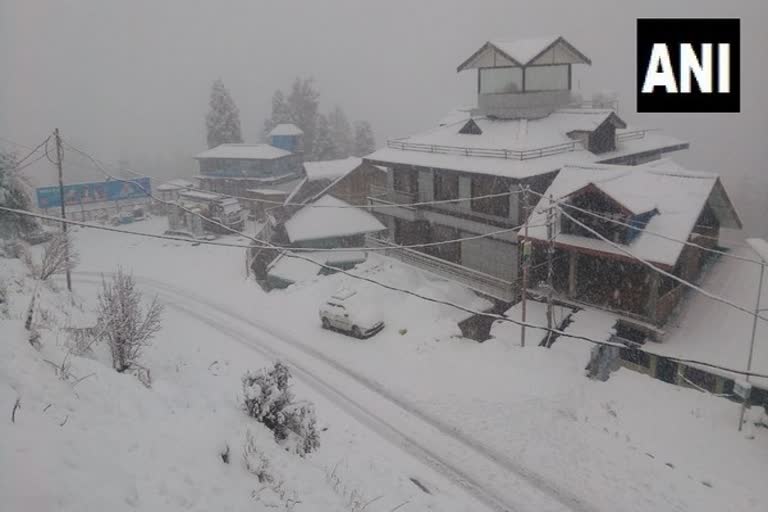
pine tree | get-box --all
[352,121,375,157]
[205,79,243,149]
[286,78,320,155]
[311,114,335,161]
[263,90,292,138]
[0,151,38,239]
[328,106,352,159]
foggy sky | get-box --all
[1,0,766,232]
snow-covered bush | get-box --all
[37,232,79,281]
[241,361,320,456]
[96,268,163,376]
[280,401,320,457]
[243,430,274,483]
[241,361,293,428]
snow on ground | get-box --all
[0,240,489,512]
[13,216,767,512]
[489,299,574,347]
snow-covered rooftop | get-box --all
[195,143,292,160]
[366,109,686,179]
[284,195,386,244]
[156,178,195,192]
[269,123,303,136]
[458,35,591,72]
[178,190,221,201]
[266,251,367,284]
[525,162,742,267]
[303,157,362,182]
[246,188,288,196]
[657,245,768,388]
[746,238,768,264]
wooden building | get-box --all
[523,161,742,328]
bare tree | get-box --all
[38,232,79,281]
[97,268,163,374]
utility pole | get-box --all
[520,186,530,347]
[739,240,766,431]
[54,128,72,292]
[545,195,556,347]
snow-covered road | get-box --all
[71,270,591,512]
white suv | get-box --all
[319,289,384,339]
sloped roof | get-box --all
[269,123,303,136]
[458,35,591,72]
[284,195,386,244]
[303,157,362,182]
[656,245,768,387]
[525,162,742,267]
[195,144,292,160]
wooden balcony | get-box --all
[367,236,517,302]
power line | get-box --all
[9,152,49,174]
[1,204,543,255]
[60,144,523,209]
[4,204,766,378]
[11,136,52,168]
[18,146,768,379]
[528,188,765,267]
[556,206,768,324]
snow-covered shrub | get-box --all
[96,268,163,374]
[243,430,274,483]
[241,361,293,429]
[280,401,320,457]
[241,361,320,456]
[37,232,79,281]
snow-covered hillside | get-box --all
[3,217,768,512]
[0,253,487,512]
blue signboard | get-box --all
[36,177,151,209]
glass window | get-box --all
[524,65,569,91]
[434,172,459,201]
[480,67,523,94]
[471,176,509,217]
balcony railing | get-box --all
[368,185,418,207]
[367,236,517,302]
[386,139,580,161]
[385,129,654,162]
[615,129,652,143]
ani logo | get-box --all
[637,19,740,113]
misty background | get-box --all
[1,0,766,234]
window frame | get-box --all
[433,171,459,202]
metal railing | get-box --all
[385,128,653,161]
[367,185,418,207]
[615,129,651,143]
[386,139,580,161]
[367,236,517,302]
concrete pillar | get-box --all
[568,252,578,297]
[418,170,434,202]
[646,271,660,323]
[458,176,472,212]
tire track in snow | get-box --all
[72,272,593,512]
